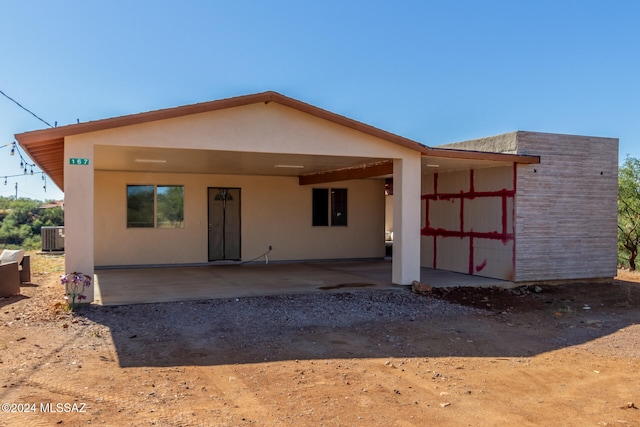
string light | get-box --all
[2,171,47,180]
[0,171,48,196]
[3,141,39,176]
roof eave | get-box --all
[15,91,430,191]
[424,146,540,164]
[15,91,428,152]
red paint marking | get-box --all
[425,197,430,230]
[468,236,474,275]
[421,228,514,240]
[460,195,465,233]
[468,170,474,274]
[433,236,437,268]
[512,163,517,279]
[433,173,438,268]
[502,194,508,242]
[421,167,519,277]
[422,189,515,201]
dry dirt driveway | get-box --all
[1,266,639,426]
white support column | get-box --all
[64,139,95,302]
[392,155,422,285]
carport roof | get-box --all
[15,91,539,189]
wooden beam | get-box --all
[299,161,393,185]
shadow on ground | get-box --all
[81,282,640,368]
[0,294,28,309]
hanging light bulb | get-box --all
[3,177,6,185]
[10,145,15,156]
[20,160,23,168]
[30,167,34,175]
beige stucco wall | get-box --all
[420,166,515,280]
[94,171,385,266]
[70,102,419,159]
[64,138,95,301]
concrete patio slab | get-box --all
[93,259,515,305]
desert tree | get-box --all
[618,156,640,270]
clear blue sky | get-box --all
[1,0,638,201]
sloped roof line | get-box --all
[15,91,539,190]
[15,91,429,152]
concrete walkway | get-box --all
[93,259,514,305]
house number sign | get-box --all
[69,158,90,165]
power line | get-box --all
[0,88,53,128]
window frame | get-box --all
[312,187,347,227]
[127,184,184,229]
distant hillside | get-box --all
[0,197,64,249]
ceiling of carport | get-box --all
[93,145,388,178]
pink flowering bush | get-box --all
[60,272,91,310]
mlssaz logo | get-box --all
[40,402,88,413]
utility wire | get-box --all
[0,88,53,128]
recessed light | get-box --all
[274,164,304,169]
[135,159,167,163]
[426,164,440,168]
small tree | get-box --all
[618,156,640,270]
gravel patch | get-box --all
[82,288,479,330]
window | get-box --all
[331,188,348,226]
[312,188,329,226]
[127,185,154,227]
[127,185,184,228]
[312,188,347,226]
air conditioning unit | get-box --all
[41,226,65,251]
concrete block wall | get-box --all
[513,132,618,282]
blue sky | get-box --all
[1,0,638,201]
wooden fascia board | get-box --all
[424,147,540,164]
[299,161,393,185]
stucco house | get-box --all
[15,91,618,303]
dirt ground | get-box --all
[1,255,639,427]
